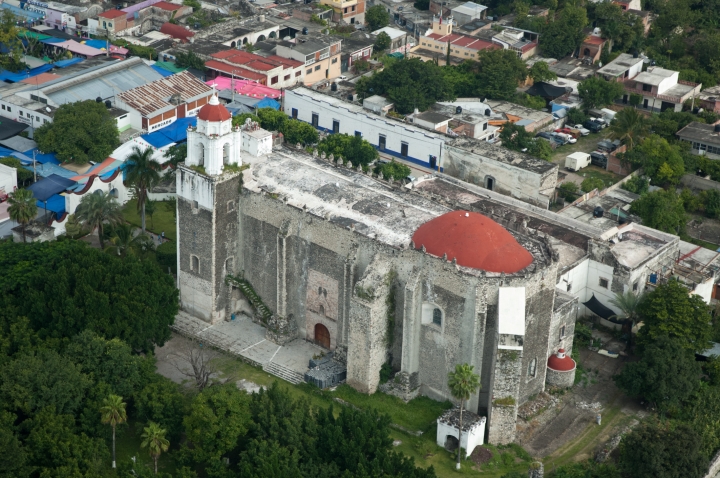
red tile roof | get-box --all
[266,55,303,68]
[205,60,267,81]
[426,33,500,51]
[412,211,533,273]
[159,22,195,41]
[198,94,231,122]
[99,9,126,18]
[210,50,302,72]
[547,349,576,372]
[153,1,183,10]
[583,35,606,46]
[20,72,62,85]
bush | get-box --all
[558,181,578,201]
[156,241,177,274]
[622,175,649,194]
[566,107,589,126]
[376,160,411,180]
[581,177,605,193]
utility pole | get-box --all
[33,149,37,182]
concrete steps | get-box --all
[264,361,304,385]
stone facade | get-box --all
[546,368,575,388]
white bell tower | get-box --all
[186,92,242,176]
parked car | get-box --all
[536,132,553,140]
[552,132,577,144]
[554,128,574,135]
[589,117,608,128]
[573,124,591,136]
[597,140,617,152]
[547,132,566,145]
[590,151,608,168]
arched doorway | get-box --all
[231,41,236,48]
[257,34,266,42]
[314,323,330,349]
[583,48,591,57]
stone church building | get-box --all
[176,95,580,444]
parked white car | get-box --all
[553,132,577,144]
[573,124,591,136]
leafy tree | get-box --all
[7,188,37,243]
[528,61,557,83]
[580,177,604,193]
[681,386,720,458]
[414,0,430,10]
[353,58,370,73]
[618,420,707,478]
[125,145,162,234]
[231,113,260,128]
[0,240,178,351]
[0,156,33,185]
[0,11,23,72]
[374,31,391,52]
[145,199,157,229]
[64,213,83,238]
[500,122,552,161]
[476,49,528,100]
[608,107,649,149]
[104,223,154,258]
[514,93,547,110]
[447,363,480,470]
[636,280,712,350]
[0,411,31,478]
[378,160,411,180]
[162,143,186,180]
[701,189,720,218]
[182,383,251,464]
[25,406,108,477]
[0,349,91,417]
[366,5,390,31]
[566,107,588,126]
[621,175,649,194]
[577,76,624,109]
[141,422,170,475]
[680,187,702,213]
[134,378,187,443]
[614,335,701,410]
[35,100,120,164]
[74,190,123,249]
[155,240,177,274]
[281,119,318,146]
[558,181,578,202]
[257,107,288,131]
[540,6,588,58]
[547,460,621,478]
[608,291,643,324]
[100,394,127,469]
[630,189,686,234]
[175,50,205,70]
[357,58,453,114]
[622,135,684,186]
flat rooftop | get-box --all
[607,223,676,269]
[676,122,720,145]
[597,53,642,77]
[558,187,639,229]
[445,136,557,174]
[484,99,553,124]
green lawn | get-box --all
[550,132,607,165]
[122,198,176,241]
[575,166,623,189]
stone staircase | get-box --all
[264,361,304,385]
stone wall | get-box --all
[488,348,523,444]
[546,368,575,388]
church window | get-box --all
[433,308,442,326]
[227,200,235,212]
[528,358,537,377]
[633,281,638,291]
[599,278,609,289]
[318,286,322,294]
[319,304,325,316]
[191,255,199,273]
[559,325,566,339]
[332,120,340,134]
[192,200,199,211]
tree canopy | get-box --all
[539,6,588,58]
[621,135,685,186]
[366,5,390,31]
[317,134,379,168]
[475,49,529,100]
[374,31,391,52]
[0,240,178,352]
[499,122,553,161]
[629,189,687,234]
[357,59,454,114]
[35,100,120,164]
[577,77,625,110]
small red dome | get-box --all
[411,211,533,273]
[547,349,576,372]
[197,93,231,122]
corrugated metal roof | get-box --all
[45,59,163,105]
[117,71,213,117]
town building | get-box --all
[371,26,415,55]
[337,31,374,73]
[676,122,720,159]
[411,16,498,65]
[276,37,343,85]
[697,86,720,114]
[204,49,304,88]
[115,71,214,132]
[450,1,487,26]
[579,33,608,65]
[95,9,129,36]
[283,87,558,207]
[320,0,366,25]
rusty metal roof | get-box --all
[116,71,213,117]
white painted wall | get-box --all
[64,174,131,218]
[241,130,273,157]
[0,163,18,195]
[187,117,242,176]
[284,88,446,170]
[436,417,486,457]
[177,168,215,210]
[693,278,715,304]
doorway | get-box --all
[314,323,331,349]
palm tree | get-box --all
[609,290,644,342]
[125,145,161,234]
[608,108,649,149]
[447,363,481,470]
[74,191,123,250]
[104,223,154,258]
[100,394,127,469]
[141,422,170,475]
[7,189,38,242]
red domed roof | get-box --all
[547,349,576,372]
[197,93,231,122]
[411,211,533,273]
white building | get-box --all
[0,163,17,197]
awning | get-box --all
[0,118,29,140]
[27,174,77,201]
[583,294,620,322]
[0,136,37,152]
[0,64,54,83]
[526,81,568,99]
[151,65,174,77]
[54,57,84,68]
[36,193,65,215]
